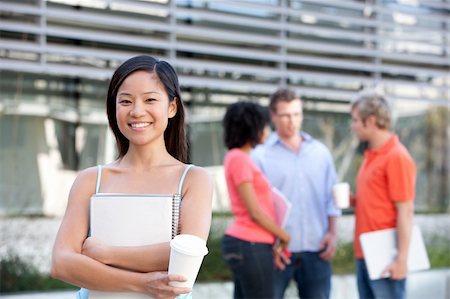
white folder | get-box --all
[360,225,430,280]
[89,193,179,299]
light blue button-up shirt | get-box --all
[251,132,341,252]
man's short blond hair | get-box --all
[351,91,392,130]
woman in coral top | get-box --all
[221,101,291,299]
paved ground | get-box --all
[2,269,450,299]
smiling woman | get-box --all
[51,55,213,299]
[115,71,177,149]
[106,56,188,162]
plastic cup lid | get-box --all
[170,234,208,256]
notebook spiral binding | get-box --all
[172,193,181,239]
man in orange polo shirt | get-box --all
[350,92,416,299]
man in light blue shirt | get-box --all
[252,88,341,299]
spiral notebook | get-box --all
[89,193,180,299]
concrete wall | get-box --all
[0,116,76,217]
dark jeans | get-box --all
[274,251,331,299]
[356,259,406,299]
[221,235,275,299]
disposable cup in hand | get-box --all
[333,182,350,208]
[168,234,208,288]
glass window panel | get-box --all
[189,120,225,167]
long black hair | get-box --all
[106,55,188,162]
[223,101,270,149]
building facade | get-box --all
[1,0,449,215]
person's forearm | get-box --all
[104,243,170,272]
[52,250,142,292]
[327,216,337,235]
[396,202,414,262]
[237,182,289,243]
[252,210,290,242]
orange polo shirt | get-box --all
[354,134,416,258]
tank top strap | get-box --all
[95,165,102,194]
[177,164,194,195]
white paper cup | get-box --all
[333,182,350,208]
[168,234,208,288]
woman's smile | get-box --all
[129,122,152,129]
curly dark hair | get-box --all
[223,101,270,149]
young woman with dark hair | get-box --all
[106,55,188,162]
[221,101,290,299]
[52,55,212,299]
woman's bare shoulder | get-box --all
[70,166,100,194]
[76,165,99,180]
[76,162,123,180]
[187,165,211,180]
[183,165,213,191]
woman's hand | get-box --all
[272,229,291,270]
[82,237,111,264]
[273,244,291,271]
[280,231,290,247]
[140,272,191,299]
